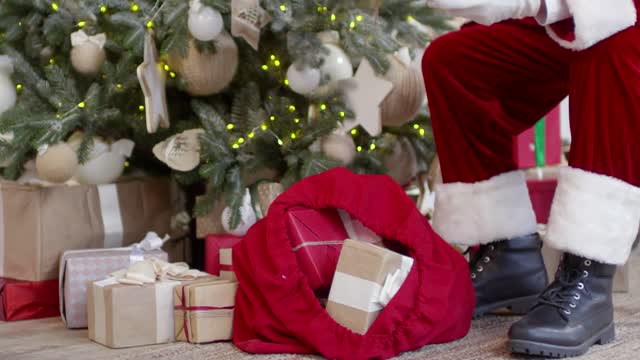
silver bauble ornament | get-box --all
[188,2,224,41]
[0,56,16,115]
[319,44,353,82]
[286,64,321,95]
[168,32,239,96]
[35,143,79,183]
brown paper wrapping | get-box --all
[326,240,406,335]
[256,182,283,216]
[219,248,236,281]
[0,177,180,281]
[195,196,226,239]
[174,279,238,343]
[88,279,180,348]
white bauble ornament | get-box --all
[0,56,16,115]
[380,49,426,127]
[321,132,356,165]
[221,189,257,236]
[168,32,239,96]
[188,1,224,42]
[383,137,418,186]
[319,44,353,82]
[286,64,321,95]
[70,31,107,76]
[68,137,135,185]
[35,143,79,183]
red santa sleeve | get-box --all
[545,0,637,50]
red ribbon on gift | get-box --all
[175,286,234,343]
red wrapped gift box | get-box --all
[527,178,558,224]
[204,235,243,276]
[287,208,349,294]
[514,106,562,169]
[1,278,59,321]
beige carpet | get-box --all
[1,252,638,360]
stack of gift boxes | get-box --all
[0,177,188,321]
[2,175,414,348]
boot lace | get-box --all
[466,245,494,280]
[536,266,590,320]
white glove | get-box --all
[428,0,542,26]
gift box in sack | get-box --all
[287,207,383,295]
[0,177,182,281]
[59,234,169,329]
[174,279,237,343]
[1,277,59,321]
[326,239,414,334]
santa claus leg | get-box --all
[423,20,571,246]
[545,25,640,266]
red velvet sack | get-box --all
[232,168,474,359]
[0,278,59,321]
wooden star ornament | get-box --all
[137,30,169,134]
[340,59,393,136]
[231,0,272,51]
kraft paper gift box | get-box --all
[59,247,168,329]
[204,235,243,277]
[174,279,238,344]
[219,248,236,281]
[88,278,181,348]
[1,277,59,321]
[287,208,384,295]
[0,177,180,282]
[326,240,414,335]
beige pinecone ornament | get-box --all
[383,137,418,186]
[380,48,426,127]
[168,32,239,96]
[321,132,357,165]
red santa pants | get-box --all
[423,19,640,265]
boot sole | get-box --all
[473,294,539,319]
[508,322,615,358]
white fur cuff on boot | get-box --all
[432,171,538,246]
[545,167,640,265]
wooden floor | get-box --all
[2,251,639,360]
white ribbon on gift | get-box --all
[71,30,107,48]
[98,184,124,248]
[111,257,209,286]
[328,255,414,313]
[337,209,383,245]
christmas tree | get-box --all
[0,0,449,229]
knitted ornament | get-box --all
[35,143,79,183]
[168,32,239,96]
[380,49,425,127]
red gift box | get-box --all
[204,235,243,276]
[1,278,59,321]
[527,178,558,224]
[514,107,562,169]
[287,208,349,294]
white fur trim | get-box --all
[545,168,640,265]
[546,0,637,50]
[432,171,537,246]
[536,0,571,25]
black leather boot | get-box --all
[509,253,617,358]
[472,233,548,318]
